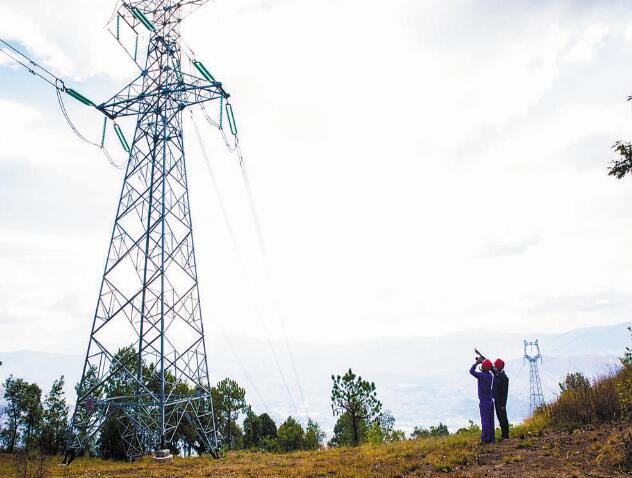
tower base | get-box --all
[153,449,173,464]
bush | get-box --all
[539,371,620,428]
[616,365,632,421]
[559,372,591,393]
[14,450,48,478]
[455,420,480,436]
[411,422,450,439]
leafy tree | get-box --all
[412,422,450,439]
[20,382,43,449]
[328,412,367,447]
[259,413,277,440]
[455,419,481,435]
[212,378,248,450]
[73,364,102,455]
[2,376,27,452]
[41,376,69,454]
[411,426,430,439]
[622,326,632,367]
[366,421,385,445]
[330,369,382,446]
[559,372,591,394]
[98,412,128,459]
[258,413,277,451]
[95,346,138,458]
[243,408,262,449]
[367,410,405,444]
[276,416,304,452]
[429,423,449,437]
[1,377,43,451]
[609,141,632,179]
[303,419,325,450]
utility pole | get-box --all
[523,339,544,414]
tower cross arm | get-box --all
[97,74,229,119]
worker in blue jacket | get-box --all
[470,357,495,443]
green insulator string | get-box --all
[226,102,237,136]
[101,117,108,147]
[130,6,156,32]
[219,96,224,129]
[114,122,131,152]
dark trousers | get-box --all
[479,399,495,443]
[495,401,509,439]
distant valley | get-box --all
[0,322,626,435]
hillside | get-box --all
[0,423,628,477]
[0,322,626,434]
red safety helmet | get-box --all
[481,359,493,371]
[494,358,505,369]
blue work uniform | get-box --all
[469,363,495,443]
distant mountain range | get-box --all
[0,322,627,435]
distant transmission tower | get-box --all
[524,339,544,413]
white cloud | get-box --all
[2,0,632,356]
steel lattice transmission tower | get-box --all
[524,339,544,414]
[66,0,231,460]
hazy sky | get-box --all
[2,0,632,356]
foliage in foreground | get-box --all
[533,327,632,431]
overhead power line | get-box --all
[190,109,299,416]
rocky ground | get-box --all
[450,424,630,478]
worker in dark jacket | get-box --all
[469,357,495,443]
[492,358,510,440]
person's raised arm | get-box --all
[470,362,483,378]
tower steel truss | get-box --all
[66,0,228,460]
[523,339,544,414]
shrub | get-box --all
[410,426,430,439]
[540,371,620,428]
[13,450,48,478]
[455,420,480,436]
[559,372,590,393]
[616,365,632,421]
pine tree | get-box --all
[330,369,382,446]
[212,378,248,450]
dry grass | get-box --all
[0,432,479,478]
[536,372,620,429]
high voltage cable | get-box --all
[213,316,272,413]
[1,38,125,170]
[56,87,126,169]
[190,109,286,413]
[197,104,309,415]
[190,110,299,416]
[198,105,309,415]
[0,38,61,88]
[234,139,308,413]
